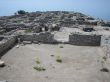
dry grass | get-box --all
[56,55,62,63]
[33,66,46,71]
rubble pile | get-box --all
[0,11,110,34]
[0,11,110,61]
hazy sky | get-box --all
[0,0,110,21]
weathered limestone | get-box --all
[20,32,57,43]
[20,33,33,42]
[0,36,17,56]
[69,33,101,46]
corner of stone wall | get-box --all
[0,35,17,57]
[69,33,101,46]
[101,35,110,57]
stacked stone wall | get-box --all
[0,36,17,56]
[69,33,101,46]
[20,32,57,43]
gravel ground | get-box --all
[0,44,110,82]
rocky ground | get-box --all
[0,11,110,82]
[0,11,110,35]
[0,44,110,82]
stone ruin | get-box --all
[69,32,101,46]
[0,11,110,66]
[0,35,17,57]
[19,32,57,44]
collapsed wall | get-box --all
[69,33,101,46]
[20,32,57,43]
[0,36,17,57]
[101,35,110,57]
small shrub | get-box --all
[102,56,107,61]
[56,56,62,63]
[35,58,40,64]
[56,59,62,63]
[100,68,109,72]
[33,66,46,71]
[17,10,26,15]
[59,46,63,48]
[36,60,40,64]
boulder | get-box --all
[0,60,5,67]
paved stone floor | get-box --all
[0,44,110,82]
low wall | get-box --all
[69,33,101,46]
[0,36,17,57]
[101,35,110,56]
[20,32,57,43]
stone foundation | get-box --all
[20,32,57,43]
[69,33,101,46]
[0,36,17,57]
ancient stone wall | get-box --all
[0,36,17,56]
[20,33,33,42]
[101,35,110,57]
[20,32,57,43]
[69,33,101,46]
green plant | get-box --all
[24,28,32,33]
[59,46,63,48]
[36,58,40,64]
[56,56,62,63]
[102,56,107,61]
[33,66,46,71]
[17,10,26,15]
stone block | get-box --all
[69,33,101,46]
[0,60,5,67]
